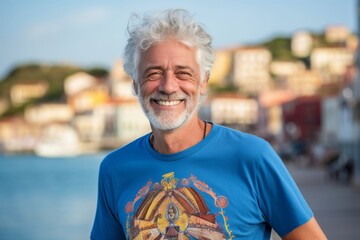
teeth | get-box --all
[157,100,181,106]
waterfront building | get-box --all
[64,72,98,96]
[259,90,294,136]
[0,117,40,153]
[115,100,150,145]
[109,60,135,100]
[201,93,258,132]
[286,70,323,96]
[282,96,321,141]
[233,46,272,96]
[24,103,74,125]
[311,47,355,79]
[325,25,350,44]
[34,123,81,157]
[291,31,313,58]
[270,60,306,78]
[10,82,48,106]
[209,48,234,86]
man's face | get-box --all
[136,40,207,131]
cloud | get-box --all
[27,22,60,39]
[68,6,110,27]
[26,6,112,39]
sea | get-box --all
[0,152,107,240]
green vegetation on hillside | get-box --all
[0,63,108,118]
[262,36,296,61]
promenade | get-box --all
[272,163,360,240]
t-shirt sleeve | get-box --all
[255,142,313,237]
[91,160,126,240]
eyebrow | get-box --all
[142,65,195,76]
[175,66,194,73]
[143,66,164,73]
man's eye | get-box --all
[176,72,192,80]
[146,72,163,81]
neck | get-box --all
[150,118,209,154]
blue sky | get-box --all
[0,0,356,79]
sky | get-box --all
[0,0,356,79]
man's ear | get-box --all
[133,80,138,94]
[200,74,209,95]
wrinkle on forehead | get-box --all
[138,40,199,74]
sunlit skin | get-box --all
[134,40,209,154]
[283,217,327,240]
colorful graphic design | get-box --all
[125,172,234,240]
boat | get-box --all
[34,124,81,157]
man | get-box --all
[91,9,326,240]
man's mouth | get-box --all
[154,100,182,106]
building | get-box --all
[321,96,340,142]
[24,103,74,125]
[64,72,98,96]
[201,93,258,132]
[109,60,135,100]
[115,100,151,145]
[286,70,323,96]
[291,31,313,58]
[0,117,40,153]
[67,84,109,113]
[209,48,234,86]
[325,25,350,44]
[233,46,272,96]
[259,90,294,136]
[10,82,48,106]
[270,60,306,78]
[282,96,321,141]
[311,47,355,78]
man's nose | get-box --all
[158,71,179,94]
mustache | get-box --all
[148,92,188,101]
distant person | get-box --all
[91,9,326,240]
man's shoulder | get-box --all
[217,124,268,146]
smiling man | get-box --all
[91,9,327,240]
[136,39,208,153]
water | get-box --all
[0,153,106,240]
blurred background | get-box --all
[0,0,359,239]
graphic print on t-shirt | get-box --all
[125,172,234,239]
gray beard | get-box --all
[137,91,201,131]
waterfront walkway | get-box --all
[272,163,360,239]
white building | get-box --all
[321,96,341,141]
[203,94,258,129]
[64,72,97,96]
[291,31,313,58]
[311,47,355,77]
[25,103,74,125]
[270,60,306,77]
[259,90,294,135]
[325,25,350,43]
[109,60,135,100]
[233,47,271,95]
[286,70,323,96]
[115,100,151,145]
[10,82,48,106]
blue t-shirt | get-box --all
[91,124,313,239]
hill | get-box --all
[0,63,108,118]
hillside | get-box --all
[0,63,108,117]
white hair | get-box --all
[123,9,214,84]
